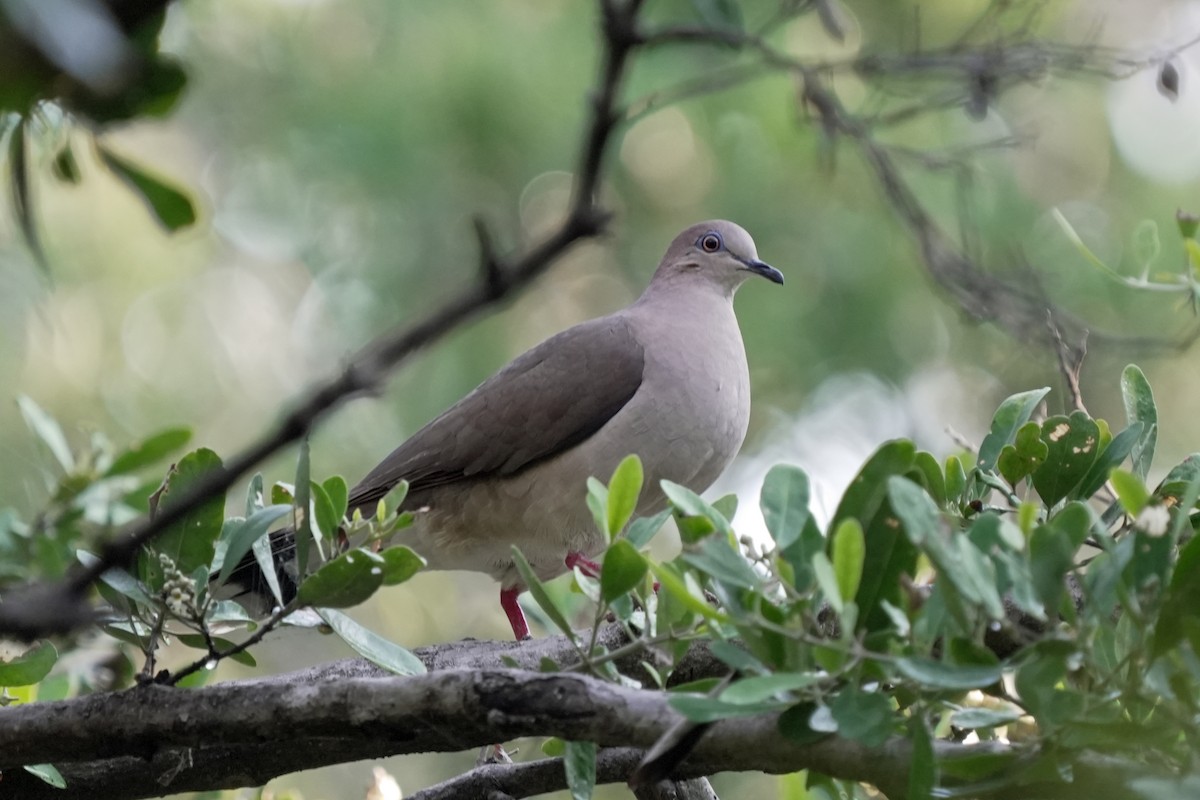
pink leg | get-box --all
[500,586,531,641]
[565,551,601,578]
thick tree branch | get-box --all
[0,0,646,642]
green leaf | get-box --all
[712,493,738,521]
[811,551,843,614]
[1075,422,1144,500]
[105,427,191,476]
[317,608,425,675]
[23,764,66,789]
[380,546,425,586]
[997,421,1048,486]
[945,455,967,504]
[760,464,811,550]
[1122,365,1158,480]
[599,539,647,601]
[322,476,349,525]
[1110,468,1151,517]
[296,548,385,608]
[310,480,339,541]
[907,718,935,800]
[511,546,576,637]
[670,693,782,722]
[17,396,73,472]
[564,740,597,800]
[831,518,864,604]
[951,707,1021,729]
[586,477,609,537]
[1154,454,1200,505]
[977,388,1051,473]
[245,472,264,516]
[542,737,566,757]
[97,144,197,231]
[832,440,916,527]
[721,672,822,705]
[1031,412,1100,506]
[606,455,643,536]
[896,657,1002,690]
[829,687,894,746]
[252,531,285,608]
[77,550,155,607]
[709,640,768,674]
[662,480,730,536]
[649,562,730,623]
[626,510,670,549]
[911,451,947,506]
[143,448,225,587]
[778,703,826,744]
[214,504,291,585]
[681,536,760,590]
[0,641,57,686]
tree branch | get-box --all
[0,0,646,642]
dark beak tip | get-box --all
[753,261,784,285]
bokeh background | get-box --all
[3,0,1200,797]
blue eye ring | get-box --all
[698,232,723,252]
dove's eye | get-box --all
[699,233,723,252]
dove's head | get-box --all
[652,220,783,295]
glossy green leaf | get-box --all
[143,448,225,587]
[626,510,670,549]
[662,480,730,536]
[320,476,348,526]
[77,550,155,606]
[0,641,57,686]
[296,547,385,608]
[712,493,738,521]
[831,518,865,604]
[832,440,916,528]
[214,504,291,584]
[951,707,1022,729]
[1110,468,1151,517]
[586,477,608,537]
[829,687,894,746]
[1122,365,1158,480]
[380,546,425,585]
[811,551,843,614]
[907,718,935,800]
[98,144,197,231]
[761,464,811,551]
[252,530,285,607]
[23,764,65,789]
[649,562,730,623]
[945,454,967,504]
[721,672,822,705]
[310,480,340,541]
[1075,422,1143,500]
[105,427,192,476]
[511,546,576,637]
[317,608,425,675]
[564,740,597,800]
[670,693,782,722]
[1032,412,1100,506]
[977,388,1051,472]
[681,536,760,590]
[997,421,1048,486]
[606,455,643,536]
[896,658,1002,690]
[600,539,647,601]
[911,451,947,507]
[1155,454,1200,506]
[17,396,73,472]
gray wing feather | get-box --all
[347,315,645,511]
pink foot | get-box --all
[565,551,601,578]
[500,586,531,641]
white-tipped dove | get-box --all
[233,220,782,638]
